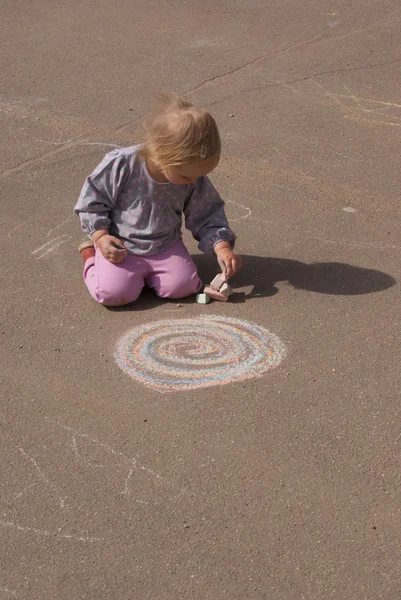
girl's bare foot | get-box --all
[78,239,95,262]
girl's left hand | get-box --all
[215,244,243,278]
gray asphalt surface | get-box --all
[1,1,401,598]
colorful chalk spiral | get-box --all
[115,316,286,392]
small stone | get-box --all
[176,303,183,307]
[230,114,234,117]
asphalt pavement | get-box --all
[1,1,401,598]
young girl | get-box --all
[74,95,242,306]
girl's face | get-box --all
[162,152,220,185]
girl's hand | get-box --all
[214,243,243,278]
[96,234,128,264]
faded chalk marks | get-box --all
[19,447,66,508]
[31,234,70,259]
[115,316,286,392]
[0,519,101,543]
[225,199,252,222]
[45,418,190,505]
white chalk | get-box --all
[196,293,211,304]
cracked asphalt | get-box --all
[1,1,401,599]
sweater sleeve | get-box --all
[74,150,129,235]
[183,176,236,254]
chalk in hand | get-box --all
[112,240,127,251]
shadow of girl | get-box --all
[193,254,396,298]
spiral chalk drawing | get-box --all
[115,316,286,392]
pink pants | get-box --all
[83,239,202,306]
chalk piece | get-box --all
[204,286,229,302]
[210,273,227,291]
[196,293,210,304]
[220,283,233,298]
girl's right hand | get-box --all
[97,235,128,263]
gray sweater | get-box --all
[74,145,236,256]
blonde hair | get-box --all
[139,94,221,168]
